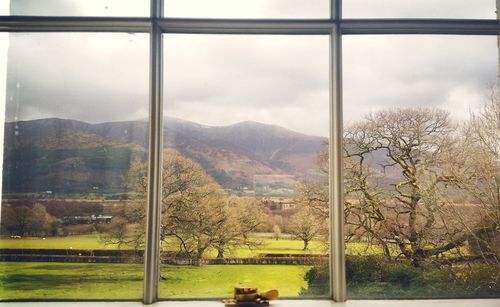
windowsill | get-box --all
[1,299,499,307]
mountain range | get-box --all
[2,117,326,194]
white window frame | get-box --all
[0,0,499,304]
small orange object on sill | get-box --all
[223,287,279,306]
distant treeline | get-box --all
[2,199,105,218]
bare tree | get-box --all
[212,196,265,259]
[2,205,31,236]
[26,203,57,236]
[2,204,56,236]
[297,108,499,266]
[107,149,266,263]
[289,206,325,250]
[446,94,500,260]
[272,224,282,240]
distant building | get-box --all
[62,216,92,225]
[261,197,296,211]
[92,214,113,224]
[62,214,113,225]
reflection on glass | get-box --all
[159,34,330,298]
[0,33,149,299]
[165,0,329,19]
[343,35,500,298]
[7,0,148,17]
[343,0,496,19]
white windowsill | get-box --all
[1,299,499,307]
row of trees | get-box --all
[104,150,267,263]
[2,203,58,236]
[298,97,499,266]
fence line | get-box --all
[0,248,328,265]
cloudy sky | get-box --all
[0,1,498,138]
[2,0,495,18]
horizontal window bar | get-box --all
[158,19,334,34]
[0,17,499,35]
[0,16,151,32]
[341,19,500,35]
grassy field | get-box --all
[0,234,388,257]
[0,234,120,250]
[0,262,313,299]
[0,234,329,257]
[3,235,466,258]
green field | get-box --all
[0,235,319,299]
[0,234,120,250]
[0,262,313,299]
[0,234,322,299]
[0,234,329,257]
[0,234,385,257]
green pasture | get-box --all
[0,234,329,257]
[0,234,120,250]
[0,262,312,299]
[196,238,327,258]
[0,234,388,257]
[3,234,465,258]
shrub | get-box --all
[300,264,329,296]
[383,262,420,288]
[346,255,384,284]
[301,255,500,298]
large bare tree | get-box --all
[446,95,500,261]
[105,149,265,263]
[298,108,499,266]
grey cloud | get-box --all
[10,0,148,16]
[11,0,78,15]
[343,0,495,19]
[164,35,330,136]
[166,0,328,18]
[6,33,149,123]
[343,35,497,125]
[4,2,498,138]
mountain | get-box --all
[2,117,325,194]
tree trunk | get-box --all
[216,246,225,259]
[193,240,205,266]
[303,240,309,251]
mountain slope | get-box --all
[2,117,325,193]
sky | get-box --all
[0,1,498,138]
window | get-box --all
[0,0,499,304]
[161,34,329,298]
[1,32,149,300]
[344,35,499,298]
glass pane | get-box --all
[0,33,149,299]
[344,0,496,19]
[160,34,330,299]
[165,0,329,19]
[343,35,500,298]
[3,0,149,17]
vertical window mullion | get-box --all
[143,0,164,304]
[330,0,347,301]
[332,0,340,20]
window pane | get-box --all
[0,33,149,299]
[160,34,330,299]
[4,0,149,17]
[343,35,500,298]
[165,0,329,19]
[343,0,496,19]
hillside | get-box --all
[2,117,325,194]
